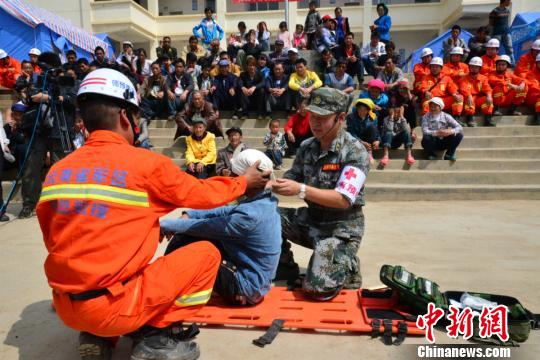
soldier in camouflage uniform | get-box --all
[273,87,370,301]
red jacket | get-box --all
[284,112,311,137]
[515,52,535,78]
[0,57,21,89]
[418,74,458,98]
[488,71,526,94]
[413,62,431,84]
[37,130,247,294]
[442,62,469,83]
[525,66,540,92]
[480,55,497,76]
[459,73,492,97]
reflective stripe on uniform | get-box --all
[174,288,213,307]
[39,184,149,207]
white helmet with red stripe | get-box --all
[78,68,138,108]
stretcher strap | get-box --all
[252,319,285,348]
[393,322,408,346]
[383,319,393,345]
[371,319,381,339]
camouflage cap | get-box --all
[191,114,207,126]
[306,88,349,116]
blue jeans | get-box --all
[361,55,377,77]
[167,95,187,116]
[382,131,413,149]
[492,33,515,64]
[140,97,164,119]
[421,133,464,157]
[265,149,283,167]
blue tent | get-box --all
[0,0,113,62]
[510,12,540,60]
[402,29,473,72]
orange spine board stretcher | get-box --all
[185,287,425,336]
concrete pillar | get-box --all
[288,0,298,32]
[216,0,227,49]
[147,0,159,17]
[362,2,372,47]
[149,38,159,60]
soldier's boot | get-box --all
[465,115,476,127]
[484,115,496,127]
[131,326,200,360]
[303,287,342,302]
[343,271,363,290]
[510,104,522,116]
[274,241,300,282]
[493,106,503,116]
[78,332,113,360]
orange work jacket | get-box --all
[37,130,247,295]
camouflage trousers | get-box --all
[279,207,364,295]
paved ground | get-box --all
[1,201,539,360]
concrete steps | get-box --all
[146,109,540,201]
[150,134,540,149]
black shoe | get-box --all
[493,107,502,116]
[78,332,113,360]
[484,115,496,127]
[465,115,476,127]
[510,104,522,116]
[18,206,34,219]
[0,212,9,222]
[274,260,300,282]
[535,113,540,126]
[131,327,200,360]
[455,116,466,127]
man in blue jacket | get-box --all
[161,150,281,306]
[192,7,225,48]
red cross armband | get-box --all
[334,165,366,204]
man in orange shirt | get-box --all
[36,68,270,360]
[481,38,500,76]
[413,47,433,95]
[488,55,527,116]
[442,47,469,83]
[418,57,463,118]
[515,39,540,77]
[28,48,42,74]
[459,57,494,127]
[0,49,21,89]
[524,54,540,125]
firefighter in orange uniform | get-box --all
[480,39,500,76]
[0,49,21,89]
[458,57,494,127]
[28,48,42,74]
[413,48,433,95]
[36,68,270,360]
[488,55,527,116]
[442,47,469,83]
[524,54,540,125]
[418,56,463,119]
[514,39,540,78]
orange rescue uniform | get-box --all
[31,63,42,74]
[442,61,469,83]
[480,55,497,76]
[418,74,463,115]
[524,66,540,113]
[514,52,536,78]
[488,71,528,108]
[459,73,493,115]
[0,57,21,89]
[413,62,431,93]
[37,130,247,337]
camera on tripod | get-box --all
[23,52,76,154]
